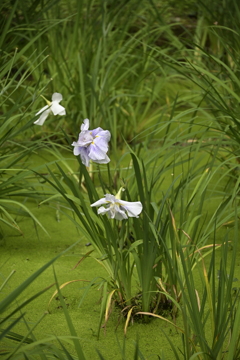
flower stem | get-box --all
[89,161,93,180]
[40,94,51,106]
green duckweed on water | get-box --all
[1,0,240,358]
[0,198,178,359]
[1,148,239,359]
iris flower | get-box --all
[91,192,143,220]
[72,118,111,167]
[34,93,66,126]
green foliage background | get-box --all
[1,0,240,359]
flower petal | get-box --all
[94,135,110,152]
[35,104,50,116]
[52,92,63,103]
[34,108,51,125]
[72,144,82,156]
[91,198,108,207]
[88,143,108,161]
[105,194,116,202]
[119,201,143,217]
[81,119,90,131]
[76,131,93,147]
[58,107,66,116]
[97,206,109,215]
[51,103,66,116]
[112,208,128,220]
[75,147,90,166]
[92,128,111,142]
[93,154,110,164]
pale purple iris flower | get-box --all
[91,194,143,220]
[34,93,66,126]
[72,119,111,167]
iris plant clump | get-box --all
[33,83,240,357]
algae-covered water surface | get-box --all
[0,188,179,359]
[1,0,240,358]
[1,147,239,359]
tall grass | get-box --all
[27,0,196,154]
[139,218,240,360]
[1,0,240,358]
[40,116,236,340]
[0,0,55,237]
[0,243,89,360]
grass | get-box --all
[0,200,174,359]
[2,172,235,360]
[1,145,238,359]
[1,0,240,358]
[1,175,239,359]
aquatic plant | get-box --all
[1,0,240,358]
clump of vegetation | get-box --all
[1,0,240,359]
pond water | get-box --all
[1,147,239,359]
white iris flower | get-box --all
[91,192,143,220]
[34,93,66,126]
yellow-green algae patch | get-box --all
[1,148,239,359]
[0,201,181,359]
